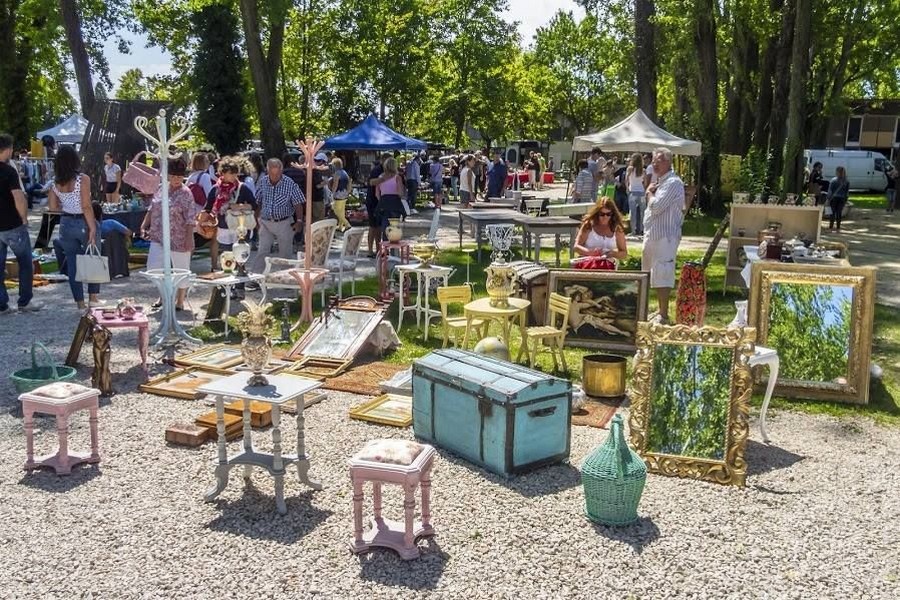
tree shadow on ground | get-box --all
[18,463,102,492]
[435,450,581,498]
[205,487,331,545]
[745,440,806,477]
[357,537,448,590]
[591,516,660,555]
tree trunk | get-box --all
[694,0,721,211]
[634,0,657,122]
[737,37,759,154]
[58,0,95,116]
[764,0,796,196]
[239,0,286,158]
[782,0,811,195]
[0,0,35,145]
[752,0,784,151]
[723,15,754,154]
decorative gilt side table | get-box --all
[198,371,324,514]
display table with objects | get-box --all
[198,371,324,514]
[91,307,150,378]
[377,240,413,302]
[456,209,520,262]
[513,215,580,266]
[192,272,267,337]
[547,202,594,218]
[395,263,453,340]
[462,296,530,349]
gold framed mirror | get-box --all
[629,323,756,487]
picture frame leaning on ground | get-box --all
[629,323,756,487]
[749,263,876,405]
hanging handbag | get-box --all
[195,211,218,240]
[122,151,161,195]
[75,244,111,284]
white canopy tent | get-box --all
[572,109,702,156]
[36,115,88,144]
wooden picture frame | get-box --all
[547,269,650,353]
[749,262,876,404]
[174,344,244,371]
[287,296,386,364]
[629,323,756,487]
[138,367,229,400]
[349,393,413,427]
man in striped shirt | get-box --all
[641,147,684,324]
[252,158,304,273]
[571,160,593,203]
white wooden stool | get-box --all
[749,345,780,443]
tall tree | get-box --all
[782,0,811,195]
[193,3,249,155]
[634,0,657,122]
[764,0,795,195]
[58,0,94,116]
[694,0,721,209]
[238,0,287,157]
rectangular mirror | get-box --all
[630,323,755,487]
[749,263,876,404]
[288,296,387,363]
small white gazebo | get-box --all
[573,109,702,156]
[36,115,89,144]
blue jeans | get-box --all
[0,225,34,310]
[58,216,100,303]
[450,176,458,200]
[628,192,644,235]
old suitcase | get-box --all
[412,349,571,476]
[224,399,273,428]
[509,260,549,326]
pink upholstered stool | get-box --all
[19,382,101,475]
[349,440,436,560]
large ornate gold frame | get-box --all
[629,323,756,487]
[749,263,876,405]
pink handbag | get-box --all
[122,151,160,195]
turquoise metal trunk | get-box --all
[412,349,572,476]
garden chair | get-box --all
[326,227,365,299]
[263,219,338,306]
[517,292,571,371]
[436,285,487,349]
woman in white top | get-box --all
[573,196,628,265]
[459,155,475,208]
[625,153,645,237]
[48,145,99,309]
[103,152,121,204]
[187,152,214,197]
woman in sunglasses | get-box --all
[572,196,628,269]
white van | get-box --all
[805,149,894,192]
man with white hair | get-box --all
[642,147,684,324]
[252,157,304,272]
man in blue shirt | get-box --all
[405,153,421,214]
[487,152,508,199]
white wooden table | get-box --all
[750,345,780,444]
[199,371,323,514]
[395,263,453,340]
[191,273,266,337]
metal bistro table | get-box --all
[200,371,324,514]
[457,208,520,263]
[513,215,580,267]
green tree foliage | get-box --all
[193,2,249,155]
[649,344,733,461]
[767,283,852,383]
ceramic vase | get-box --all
[485,259,516,308]
[220,251,235,273]
[236,299,274,386]
[386,219,403,242]
[233,240,251,275]
[581,414,647,526]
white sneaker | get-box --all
[18,301,43,312]
[410,208,419,215]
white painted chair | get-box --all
[326,227,365,299]
[263,219,338,305]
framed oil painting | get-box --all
[139,367,228,400]
[547,270,650,353]
[749,263,876,404]
[349,394,413,427]
[174,344,244,371]
[629,323,756,487]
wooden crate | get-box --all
[165,423,211,447]
[224,400,272,428]
[194,411,243,441]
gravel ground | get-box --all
[2,250,900,600]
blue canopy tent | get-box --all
[321,114,427,151]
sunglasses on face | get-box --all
[599,211,612,217]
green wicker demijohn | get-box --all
[581,414,647,526]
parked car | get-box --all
[805,149,895,192]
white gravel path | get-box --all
[1,268,899,600]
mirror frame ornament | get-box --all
[629,323,756,487]
[749,263,876,405]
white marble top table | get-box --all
[199,372,324,514]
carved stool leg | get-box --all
[56,413,71,475]
[372,482,383,524]
[420,470,433,533]
[403,483,416,550]
[23,406,35,470]
[351,476,365,550]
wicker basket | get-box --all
[581,414,647,526]
[10,342,77,394]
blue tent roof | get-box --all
[321,114,427,151]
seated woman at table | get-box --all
[572,197,627,270]
[141,158,201,310]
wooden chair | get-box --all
[519,292,572,371]
[436,285,486,349]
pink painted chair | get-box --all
[349,440,436,560]
[19,382,101,475]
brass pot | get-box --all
[583,354,626,398]
[485,260,516,308]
